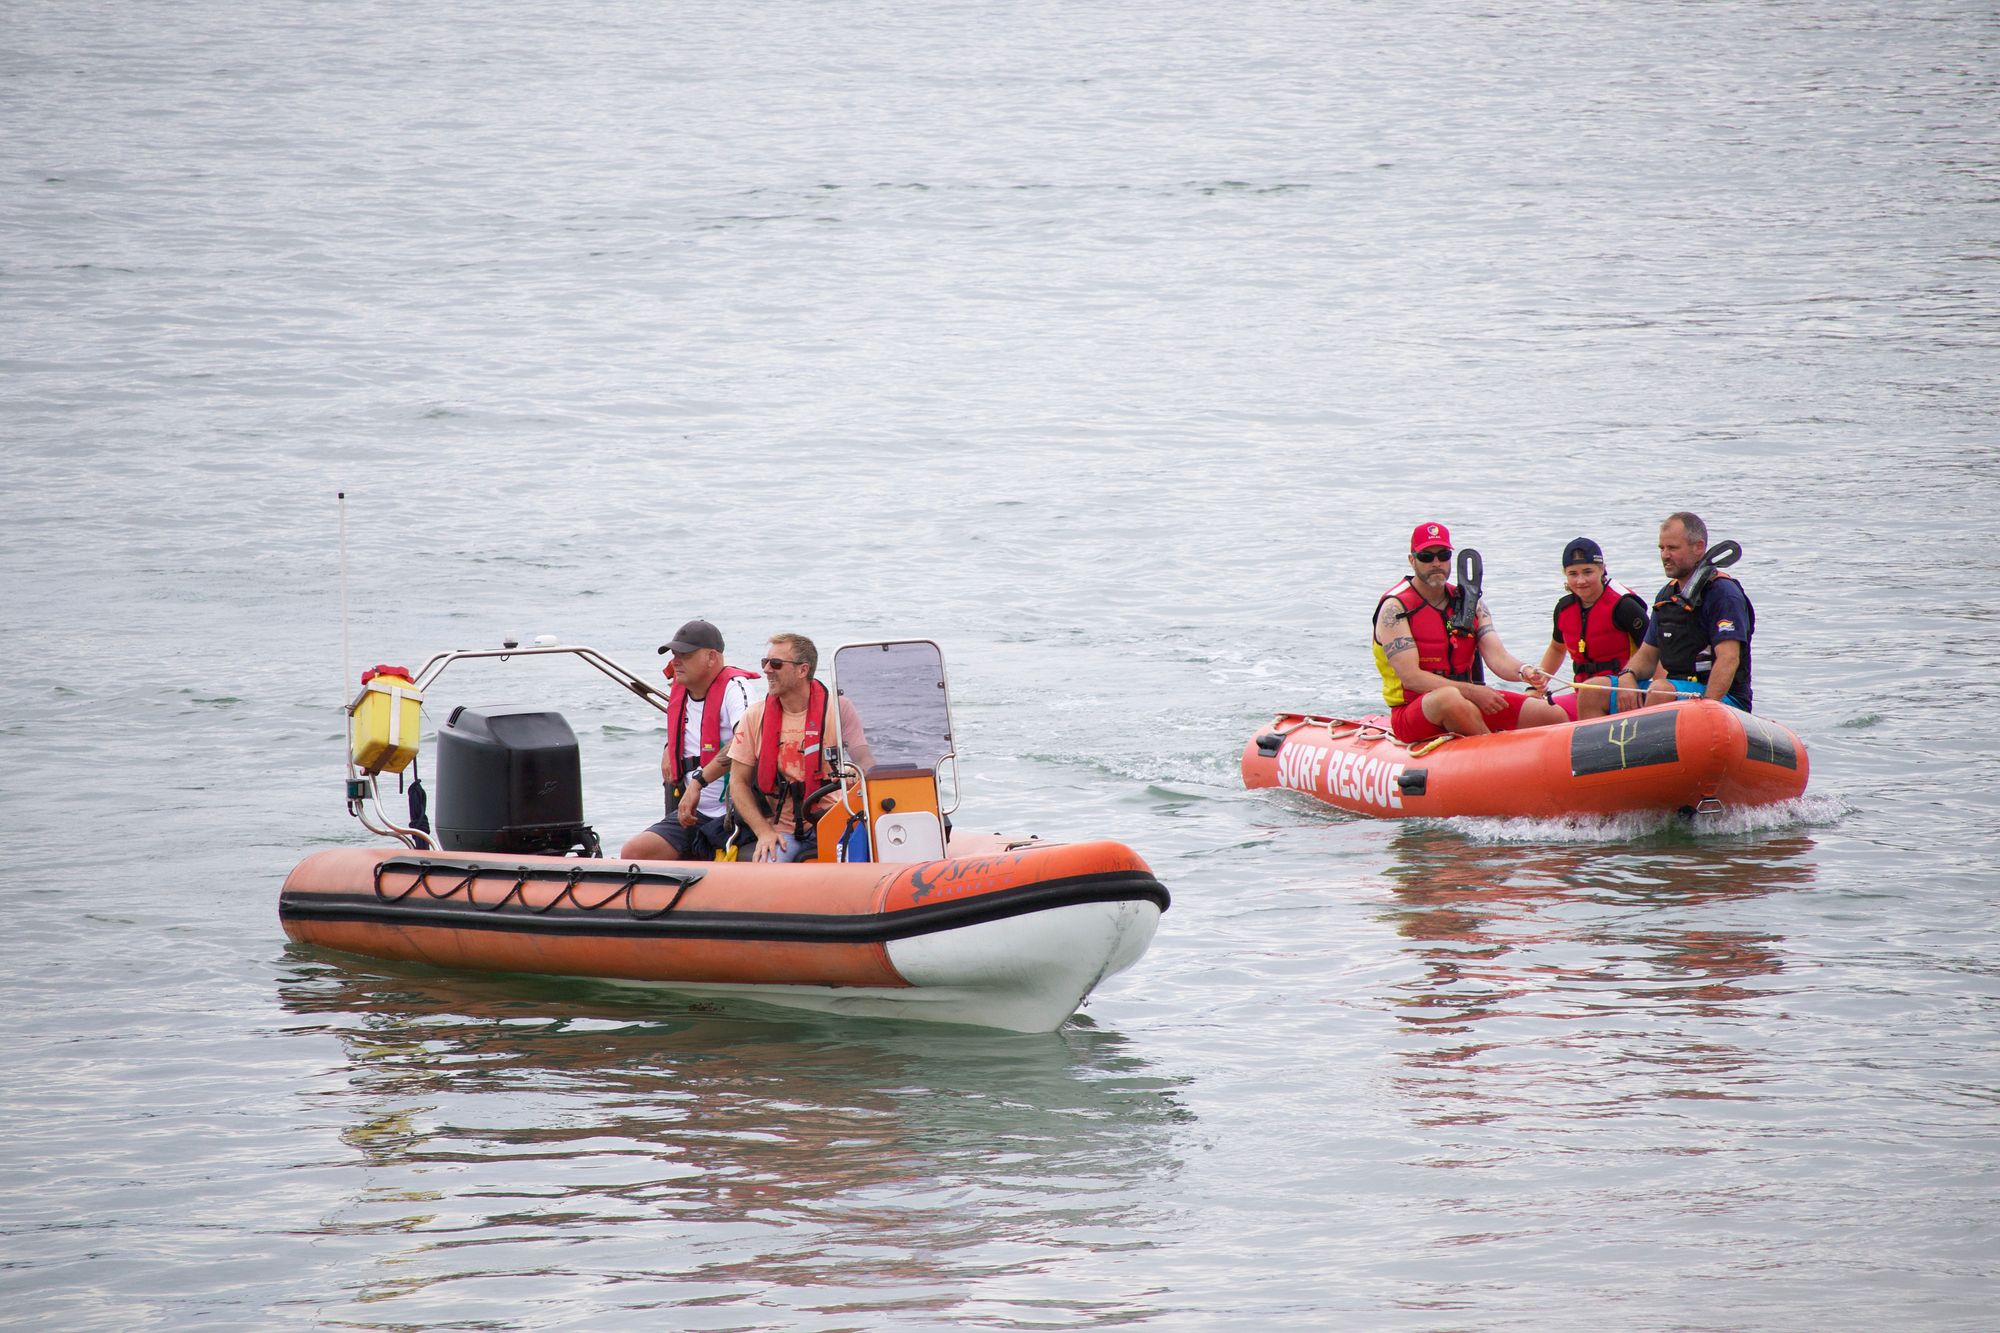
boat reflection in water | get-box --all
[274,958,1191,1318]
[1375,827,1817,1129]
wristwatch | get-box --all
[687,769,705,789]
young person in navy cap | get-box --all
[1371,521,1566,743]
[1619,511,1755,712]
[1536,536,1650,720]
[619,619,762,861]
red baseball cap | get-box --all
[1409,521,1451,553]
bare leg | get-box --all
[618,830,685,861]
[1518,698,1569,728]
[1423,686,1490,736]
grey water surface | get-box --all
[4,2,1998,1329]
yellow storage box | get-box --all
[350,665,423,775]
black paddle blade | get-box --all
[1449,548,1485,633]
[1683,539,1741,606]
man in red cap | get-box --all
[619,619,761,861]
[1371,522,1566,742]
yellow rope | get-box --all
[1546,674,1632,695]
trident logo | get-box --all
[1605,717,1641,770]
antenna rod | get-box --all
[339,490,352,728]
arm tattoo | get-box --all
[1383,634,1416,658]
[1374,603,1408,643]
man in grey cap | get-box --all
[618,619,762,861]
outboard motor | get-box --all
[434,705,599,857]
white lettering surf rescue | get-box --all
[1276,742,1405,810]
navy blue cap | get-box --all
[1561,537,1604,567]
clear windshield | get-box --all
[831,640,953,772]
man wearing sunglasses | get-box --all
[1372,521,1566,743]
[1616,511,1754,712]
[726,634,873,862]
[619,619,762,862]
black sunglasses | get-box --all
[1413,548,1453,563]
[761,656,803,669]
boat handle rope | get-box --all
[482,870,537,914]
[541,864,691,920]
[373,861,480,905]
[1270,715,1390,743]
[618,867,692,920]
[370,857,694,919]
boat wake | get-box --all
[1443,793,1846,845]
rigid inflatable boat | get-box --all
[1241,698,1808,820]
[284,638,1167,1032]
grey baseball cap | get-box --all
[658,619,724,654]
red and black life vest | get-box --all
[665,665,756,798]
[1374,578,1480,706]
[1554,582,1645,678]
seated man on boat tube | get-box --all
[1615,510,1755,712]
[1373,521,1568,743]
[1536,536,1651,721]
[619,619,763,862]
[727,633,874,862]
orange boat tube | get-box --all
[1241,699,1808,820]
[281,839,1168,1032]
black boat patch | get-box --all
[1570,711,1680,776]
[1741,715,1799,769]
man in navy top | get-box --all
[1617,511,1754,712]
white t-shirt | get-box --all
[679,673,761,818]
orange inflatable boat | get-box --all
[290,638,1167,1032]
[1241,699,1808,820]
[281,837,1165,1033]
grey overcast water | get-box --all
[4,1,1998,1328]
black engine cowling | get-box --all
[434,705,599,856]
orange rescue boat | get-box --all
[287,637,1167,1032]
[281,836,1164,1033]
[1241,699,1808,820]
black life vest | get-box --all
[1651,571,1753,688]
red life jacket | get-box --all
[1374,578,1479,706]
[665,665,756,795]
[1554,582,1644,678]
[755,678,832,809]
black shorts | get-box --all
[641,813,729,860]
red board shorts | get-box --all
[1390,687,1534,743]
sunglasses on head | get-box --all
[1413,547,1453,563]
[761,656,803,670]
